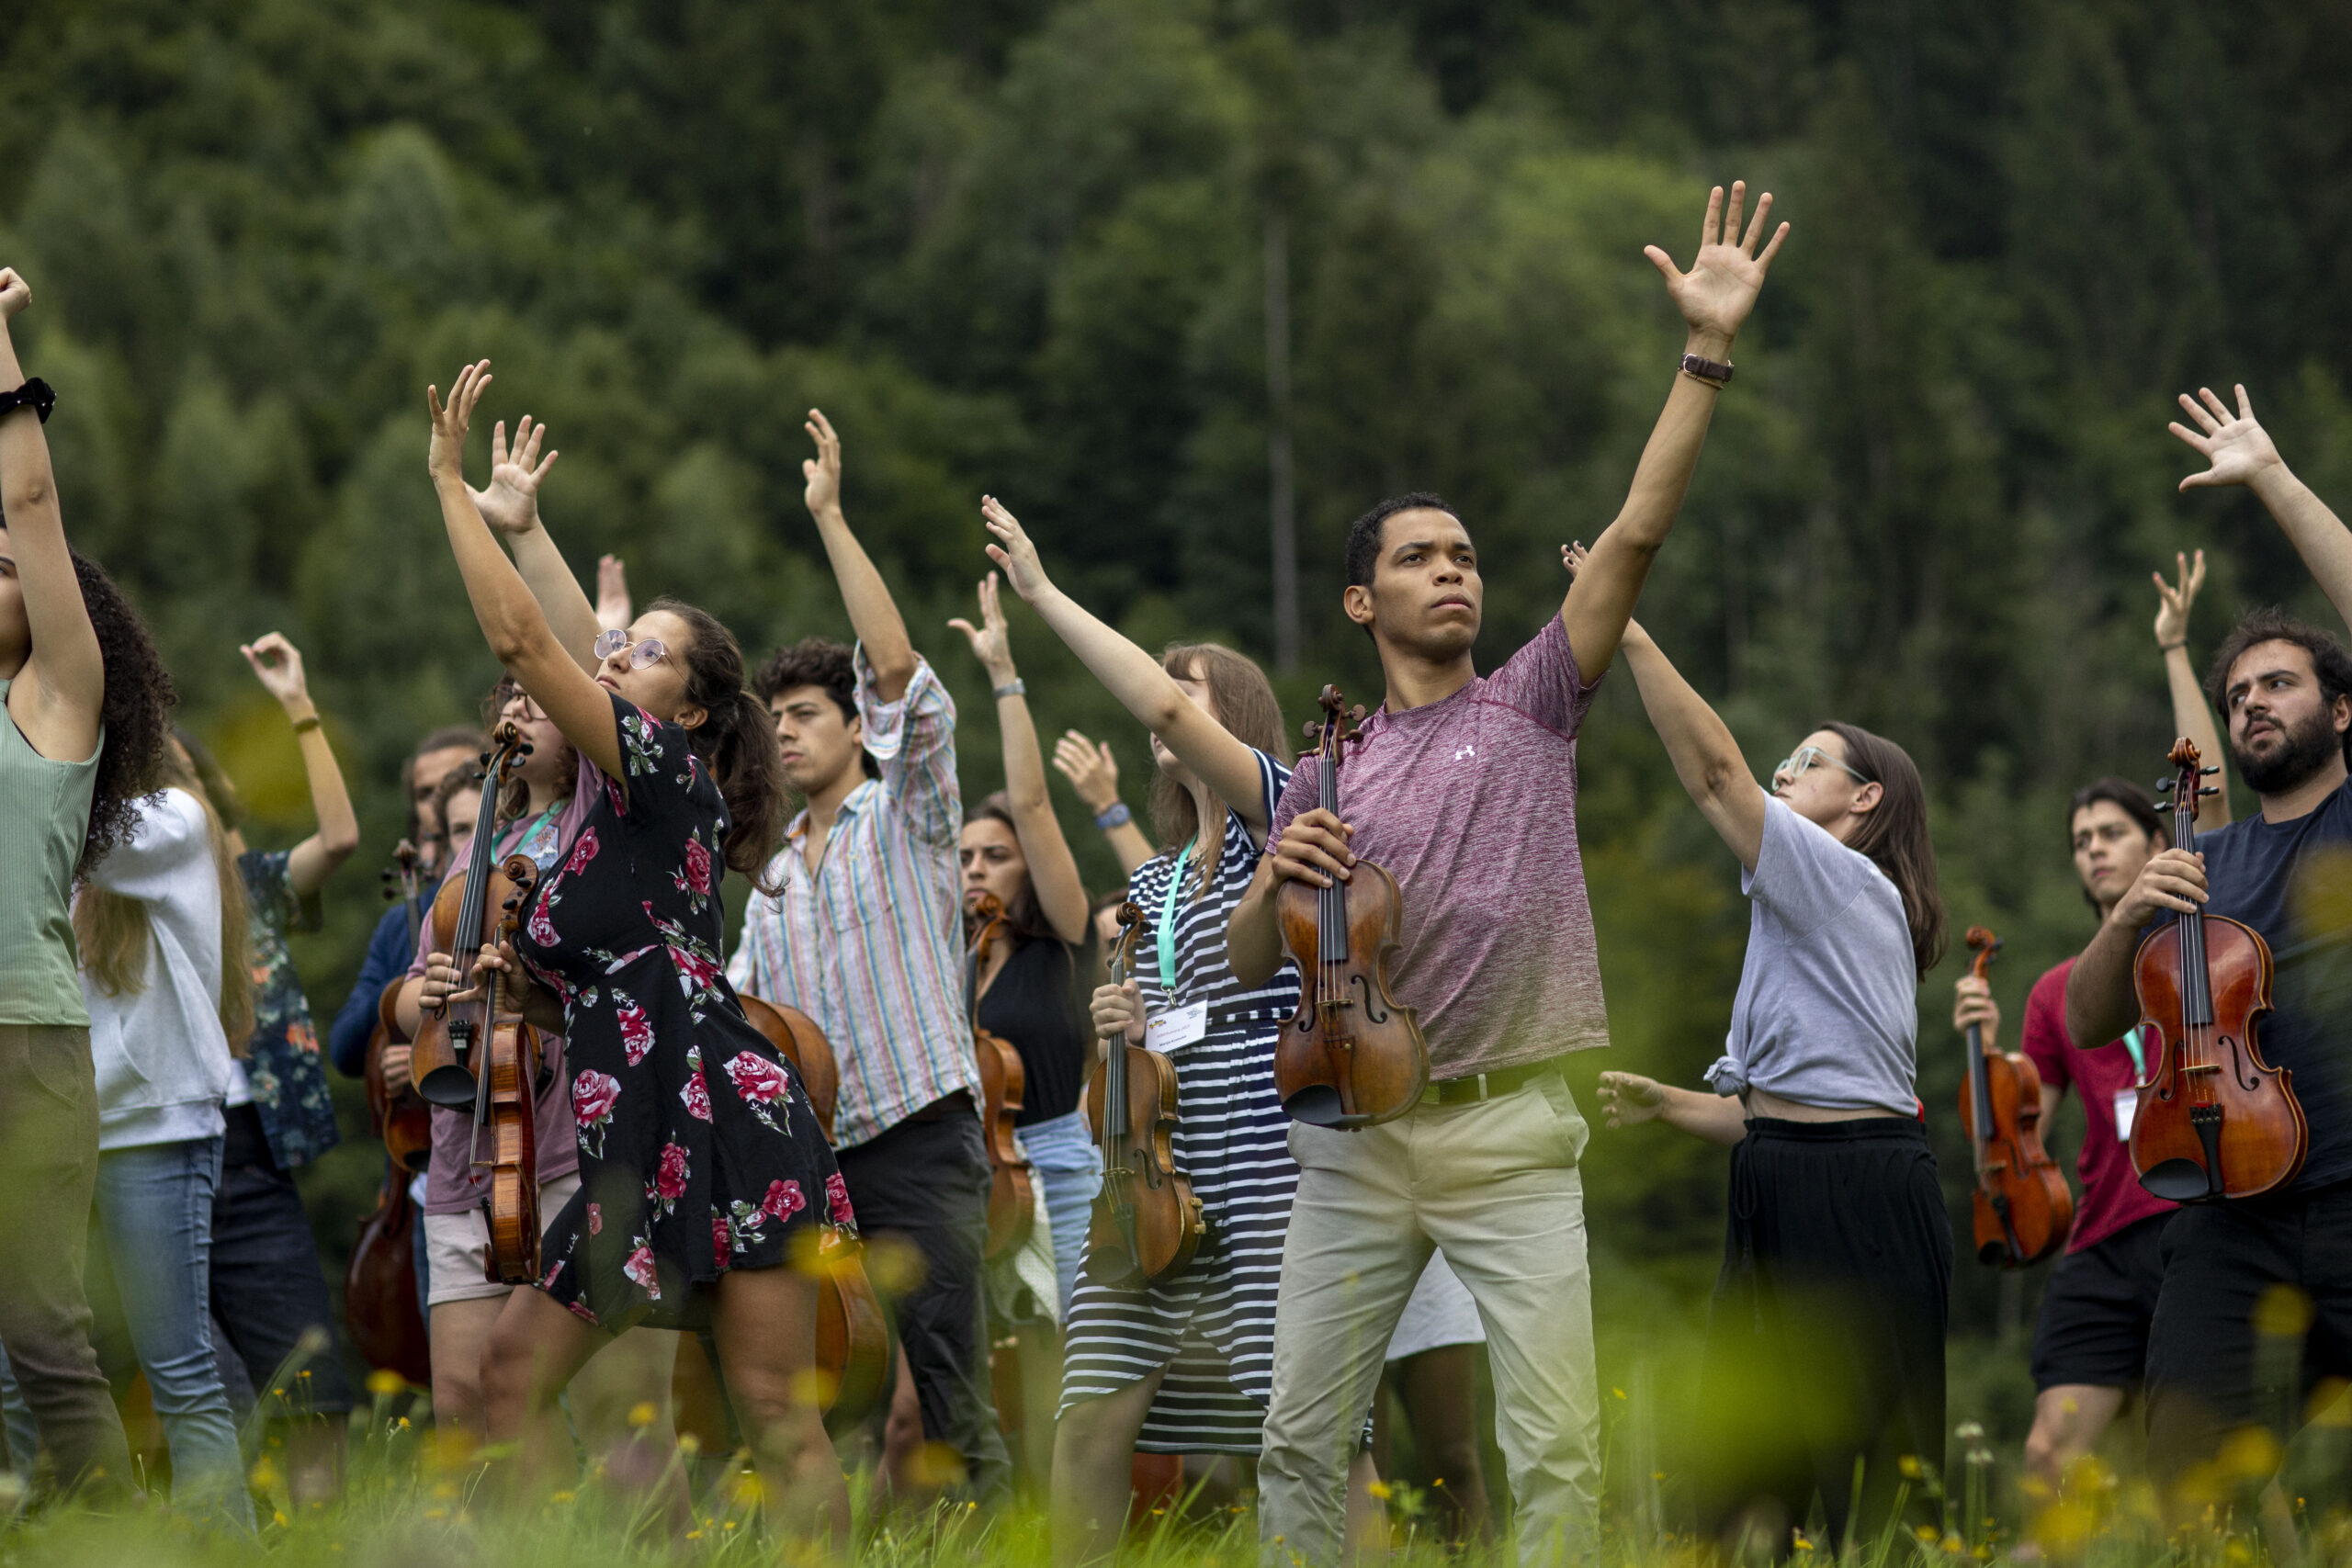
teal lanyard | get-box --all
[2120,1025,2147,1087]
[1157,839,1196,996]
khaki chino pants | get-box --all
[1258,1072,1600,1564]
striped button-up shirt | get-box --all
[726,649,979,1149]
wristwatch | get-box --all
[0,378,56,423]
[1679,354,1733,388]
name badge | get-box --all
[1145,1002,1208,1055]
[2113,1088,2139,1142]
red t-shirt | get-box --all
[2017,957,2175,1253]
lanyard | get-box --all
[1157,839,1196,996]
[2120,1025,2147,1087]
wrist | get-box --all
[2248,460,2301,503]
[2158,637,2188,654]
[990,674,1025,700]
[1683,326,1735,364]
[1093,801,1133,831]
[281,698,319,727]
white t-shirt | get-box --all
[1705,793,1920,1115]
[80,789,234,1149]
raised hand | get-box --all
[240,631,312,710]
[0,268,30,322]
[946,570,1016,682]
[425,359,492,481]
[802,408,842,517]
[1053,729,1122,813]
[2153,548,2207,649]
[594,555,631,629]
[469,415,559,536]
[1644,180,1790,351]
[2170,385,2282,491]
[978,495,1056,603]
[1594,1071,1668,1130]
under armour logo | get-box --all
[1453,743,1476,761]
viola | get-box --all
[733,993,891,1427]
[345,840,433,1385]
[966,893,1037,1259]
[1272,685,1428,1128]
[1082,901,1204,1285]
[469,852,544,1285]
[1956,926,2073,1267]
[409,725,534,1110]
[2131,738,2307,1201]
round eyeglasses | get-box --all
[594,629,670,670]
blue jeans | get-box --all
[2,1136,253,1529]
[1022,1111,1102,1319]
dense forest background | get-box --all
[9,0,2352,1492]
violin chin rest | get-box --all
[2140,1157,2220,1203]
[1283,1086,1349,1128]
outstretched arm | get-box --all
[427,362,623,784]
[0,270,102,761]
[241,633,360,897]
[2152,548,2231,827]
[949,572,1090,945]
[1594,1071,1748,1146]
[802,410,917,702]
[2171,385,2352,637]
[1611,611,1767,870]
[468,416,601,672]
[981,495,1275,835]
[1562,182,1789,680]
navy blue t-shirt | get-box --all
[2161,776,2352,1191]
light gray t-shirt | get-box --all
[1705,793,1919,1114]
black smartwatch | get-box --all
[0,378,55,424]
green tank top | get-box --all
[0,677,100,1026]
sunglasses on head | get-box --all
[594,629,670,670]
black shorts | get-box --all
[2029,1212,2172,1392]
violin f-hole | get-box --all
[1351,972,1388,1025]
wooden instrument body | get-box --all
[475,852,545,1285]
[1270,687,1429,1129]
[364,977,432,1174]
[966,895,1037,1260]
[2131,912,2305,1201]
[734,992,890,1427]
[345,1174,429,1386]
[1956,1043,2073,1267]
[1082,901,1204,1285]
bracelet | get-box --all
[2158,640,2188,653]
[1094,802,1133,831]
[1679,353,1733,388]
[992,678,1026,699]
[0,378,55,424]
[290,714,322,734]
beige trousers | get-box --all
[1258,1072,1600,1564]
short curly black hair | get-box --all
[753,637,877,780]
[71,548,175,879]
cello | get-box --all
[1955,926,2073,1267]
[1083,901,1204,1285]
[1272,686,1428,1128]
[733,994,891,1427]
[344,840,433,1386]
[2130,738,2307,1201]
[966,892,1037,1259]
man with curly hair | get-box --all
[0,265,162,1498]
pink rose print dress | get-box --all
[516,692,853,1329]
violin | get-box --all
[345,839,434,1386]
[1956,926,2073,1267]
[409,725,534,1110]
[1272,685,1428,1128]
[966,893,1037,1260]
[469,852,544,1285]
[1083,902,1204,1285]
[2131,739,2307,1201]
[733,994,891,1427]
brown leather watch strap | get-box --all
[1679,352,1734,387]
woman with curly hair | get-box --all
[412,364,846,1541]
[0,265,166,1498]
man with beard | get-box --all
[2068,384,2352,1517]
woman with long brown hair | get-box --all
[413,364,845,1541]
[1589,591,1950,1553]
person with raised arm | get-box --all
[978,496,1374,1563]
[0,265,151,1497]
[2066,386,2352,1520]
[724,411,1009,1503]
[1950,556,2230,1497]
[1226,182,1788,1563]
[413,363,848,1543]
[947,571,1100,1315]
[1053,729,1156,875]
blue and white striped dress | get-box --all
[1058,749,1299,1451]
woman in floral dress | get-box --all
[414,361,850,1538]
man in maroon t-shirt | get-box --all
[1229,181,1788,1563]
[1952,776,2196,1491]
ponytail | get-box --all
[649,597,788,897]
